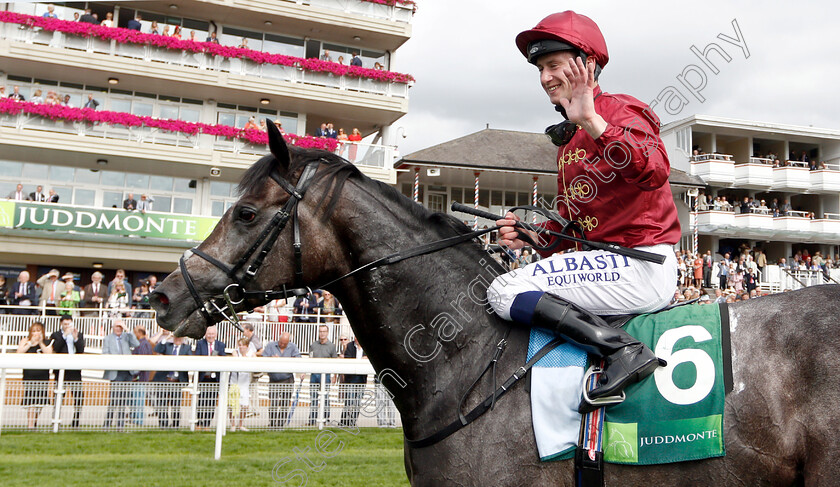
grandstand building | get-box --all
[0,0,413,284]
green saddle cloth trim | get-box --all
[603,303,726,465]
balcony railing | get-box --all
[695,209,840,240]
[0,18,411,99]
[690,153,733,162]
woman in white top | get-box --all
[100,12,113,27]
[106,282,129,318]
[229,337,256,431]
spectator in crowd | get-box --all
[259,119,267,132]
[228,337,256,431]
[206,31,219,43]
[152,333,191,429]
[194,325,226,429]
[137,194,153,213]
[83,94,100,110]
[314,123,328,138]
[47,188,59,203]
[101,11,114,27]
[320,290,342,323]
[274,120,286,134]
[108,269,133,298]
[132,280,152,318]
[31,89,44,104]
[308,324,337,426]
[0,275,8,313]
[262,331,302,428]
[50,315,84,428]
[79,9,97,24]
[337,55,345,65]
[81,271,108,315]
[130,326,154,426]
[339,336,366,427]
[242,322,263,354]
[71,12,79,21]
[123,193,137,211]
[102,320,139,430]
[43,4,58,18]
[126,14,142,31]
[17,321,52,429]
[162,25,171,36]
[320,50,332,62]
[293,293,317,322]
[719,253,731,289]
[244,116,259,131]
[8,85,25,101]
[780,198,792,216]
[172,26,182,40]
[37,268,62,315]
[62,94,74,108]
[347,128,362,162]
[106,282,130,318]
[146,274,158,292]
[325,123,338,139]
[150,20,160,35]
[238,37,249,49]
[58,278,80,317]
[189,30,197,41]
[693,252,703,288]
[7,183,28,200]
[29,185,47,202]
[11,271,37,315]
[350,52,362,67]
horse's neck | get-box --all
[331,190,508,435]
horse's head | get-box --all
[150,121,355,337]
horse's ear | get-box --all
[266,119,290,170]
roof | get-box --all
[396,127,707,187]
[662,114,840,140]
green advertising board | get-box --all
[0,201,219,241]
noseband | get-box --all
[178,159,321,330]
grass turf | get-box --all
[0,428,410,486]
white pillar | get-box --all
[0,368,6,437]
[189,372,199,432]
[214,371,230,460]
[317,373,327,430]
[52,368,65,433]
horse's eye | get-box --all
[238,208,256,223]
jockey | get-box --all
[487,11,680,411]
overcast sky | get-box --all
[393,1,840,155]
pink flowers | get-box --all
[0,98,339,151]
[0,11,415,84]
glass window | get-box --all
[211,200,226,216]
[152,196,170,213]
[22,163,45,180]
[275,112,298,135]
[126,173,150,190]
[0,182,16,200]
[150,175,173,192]
[518,192,530,206]
[110,98,131,113]
[103,191,123,209]
[478,189,489,208]
[172,198,193,214]
[73,188,95,207]
[101,171,125,187]
[0,161,23,178]
[490,190,503,206]
[75,169,100,184]
[217,112,235,127]
[50,165,74,181]
[53,187,71,204]
[132,102,153,117]
[450,187,463,204]
[180,108,200,123]
[504,191,516,208]
[173,178,195,194]
[210,182,232,197]
[159,105,179,120]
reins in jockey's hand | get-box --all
[450,202,666,265]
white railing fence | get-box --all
[0,354,397,459]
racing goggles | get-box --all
[544,120,577,147]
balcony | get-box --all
[690,153,733,185]
[772,163,810,191]
[734,211,774,234]
[810,163,840,192]
[812,213,840,234]
[733,158,774,189]
[695,209,839,243]
[773,211,811,233]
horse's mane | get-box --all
[237,148,459,233]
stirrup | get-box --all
[579,364,625,412]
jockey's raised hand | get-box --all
[556,56,607,140]
[495,212,537,251]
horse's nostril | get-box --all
[156,292,170,306]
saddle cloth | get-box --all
[529,303,727,465]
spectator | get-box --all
[81,271,108,315]
[274,120,286,134]
[71,12,79,22]
[11,271,37,315]
[132,280,152,318]
[79,9,97,24]
[339,336,366,427]
[17,321,52,429]
[8,85,25,101]
[189,30,197,41]
[259,119,267,132]
[47,188,59,203]
[350,52,362,67]
[228,338,256,431]
[147,274,158,292]
[244,116,259,131]
[43,4,58,18]
[102,320,139,430]
[320,290,342,324]
[347,128,362,162]
[108,269,133,298]
[719,253,731,289]
[37,268,62,315]
[780,198,792,216]
[337,55,345,65]
[152,334,191,429]
[314,123,328,138]
[238,37,249,49]
[242,322,263,354]
[172,25,182,40]
[58,278,80,317]
[693,253,703,288]
[106,282,130,318]
[0,275,8,313]
[206,31,219,43]
[130,326,153,426]
[326,123,337,139]
[62,94,74,108]
[293,293,317,322]
[7,183,27,200]
[262,331,302,428]
[31,89,44,104]
[49,315,85,428]
[83,94,100,110]
[29,185,47,202]
[150,20,160,35]
[137,194,153,213]
[126,14,142,31]
[308,325,337,426]
[101,11,114,27]
[123,193,137,211]
[162,25,171,36]
[320,50,332,62]
[374,62,384,70]
[194,325,226,429]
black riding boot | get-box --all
[531,293,662,412]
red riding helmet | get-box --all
[515,11,609,70]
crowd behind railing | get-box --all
[690,149,838,171]
[693,191,822,219]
